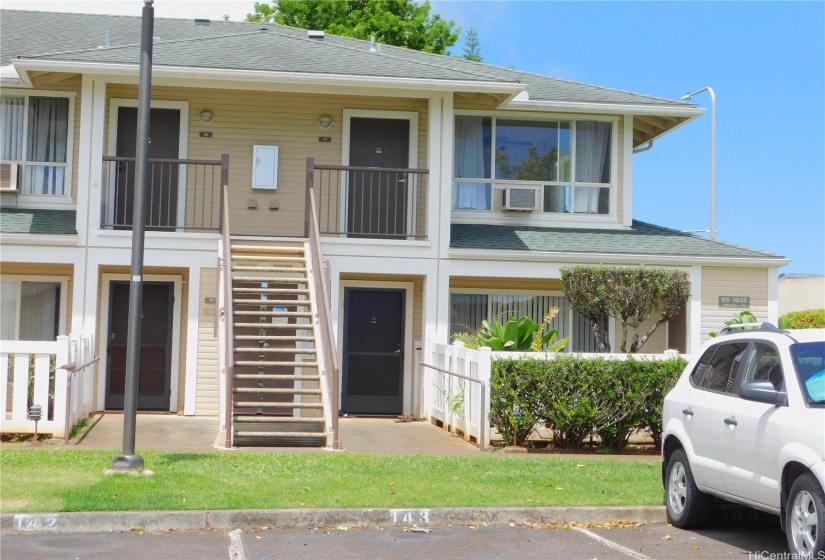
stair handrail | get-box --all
[306,158,341,449]
[218,154,234,449]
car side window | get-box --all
[740,343,784,390]
[700,342,750,394]
[690,348,716,387]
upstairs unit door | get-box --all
[114,107,181,230]
[347,118,410,238]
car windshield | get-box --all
[791,341,825,405]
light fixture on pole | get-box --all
[681,87,716,240]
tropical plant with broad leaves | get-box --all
[476,308,570,352]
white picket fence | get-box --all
[420,341,684,448]
[1,334,96,439]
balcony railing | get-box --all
[306,158,429,240]
[101,156,228,231]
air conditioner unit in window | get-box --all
[0,162,19,193]
[503,186,538,211]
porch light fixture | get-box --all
[199,109,214,124]
[317,115,333,129]
[681,86,716,239]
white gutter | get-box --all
[447,247,791,268]
[505,99,705,117]
[12,58,527,96]
[0,64,31,87]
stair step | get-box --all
[233,416,324,423]
[232,276,309,284]
[232,255,305,263]
[234,335,315,342]
[234,401,322,408]
[233,288,310,295]
[234,431,325,438]
[234,310,312,317]
[234,347,316,354]
[231,244,305,254]
[232,266,307,273]
[234,387,321,395]
[234,360,318,367]
[233,299,311,307]
[234,374,321,381]
[233,322,313,329]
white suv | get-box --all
[662,324,825,557]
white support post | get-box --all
[477,347,492,447]
[52,336,70,439]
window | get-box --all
[0,280,62,341]
[453,116,613,215]
[741,343,784,390]
[695,342,749,394]
[1,94,71,196]
[449,291,606,352]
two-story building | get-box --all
[0,10,788,447]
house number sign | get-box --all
[719,296,750,308]
[390,509,430,524]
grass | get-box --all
[0,448,662,514]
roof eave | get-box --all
[447,247,789,267]
[12,58,527,96]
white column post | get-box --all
[477,346,492,447]
[53,336,71,438]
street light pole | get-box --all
[681,87,716,240]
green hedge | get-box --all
[490,356,686,451]
[780,309,825,329]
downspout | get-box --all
[633,139,655,154]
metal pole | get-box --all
[112,0,154,471]
[681,86,716,239]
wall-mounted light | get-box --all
[317,115,333,129]
[199,109,214,124]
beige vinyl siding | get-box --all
[196,267,220,415]
[340,274,424,342]
[6,75,82,202]
[701,267,769,340]
[635,315,668,353]
[0,263,73,335]
[105,85,428,237]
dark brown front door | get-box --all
[114,107,181,229]
[342,288,405,414]
[105,281,173,411]
[347,117,410,238]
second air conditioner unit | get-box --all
[0,162,19,193]
[503,186,538,211]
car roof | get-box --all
[714,326,825,345]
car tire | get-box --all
[665,449,714,528]
[785,473,825,557]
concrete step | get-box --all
[234,335,315,342]
[233,322,313,330]
[232,299,311,307]
[233,401,322,409]
[233,288,310,295]
[234,347,316,354]
[231,244,305,254]
[234,310,312,318]
[232,276,309,284]
[232,255,305,263]
[234,374,321,381]
[233,387,322,395]
[232,266,307,274]
[233,360,318,367]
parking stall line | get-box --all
[228,528,248,560]
[571,526,655,560]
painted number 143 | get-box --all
[390,509,430,524]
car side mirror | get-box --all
[740,380,787,406]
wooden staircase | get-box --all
[229,240,329,447]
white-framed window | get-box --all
[449,290,607,353]
[1,91,75,198]
[453,115,614,215]
[0,277,67,341]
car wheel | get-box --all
[665,448,714,528]
[786,473,825,558]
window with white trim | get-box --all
[0,280,63,341]
[1,94,71,196]
[449,291,607,353]
[453,116,613,214]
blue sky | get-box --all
[9,1,824,274]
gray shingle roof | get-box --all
[450,221,784,260]
[0,208,77,235]
[1,9,692,107]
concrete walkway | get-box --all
[71,413,481,455]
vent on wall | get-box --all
[503,187,538,211]
[0,162,19,192]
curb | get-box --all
[2,506,665,534]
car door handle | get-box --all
[724,416,738,426]
[682,407,694,416]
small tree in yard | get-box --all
[561,266,691,353]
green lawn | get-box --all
[0,448,662,513]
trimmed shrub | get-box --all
[779,309,825,329]
[489,355,686,451]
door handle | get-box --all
[682,407,694,416]
[724,416,738,426]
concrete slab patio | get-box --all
[70,413,481,455]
